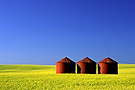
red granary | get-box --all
[77,57,96,74]
[56,57,75,74]
[98,57,118,74]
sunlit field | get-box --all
[0,64,135,90]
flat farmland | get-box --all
[0,64,135,90]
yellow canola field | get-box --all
[0,64,135,90]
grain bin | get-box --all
[77,57,96,74]
[56,57,75,74]
[98,57,118,74]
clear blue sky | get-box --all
[0,0,135,64]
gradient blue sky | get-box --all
[0,0,135,64]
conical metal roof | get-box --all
[98,57,118,63]
[56,57,75,63]
[77,57,96,63]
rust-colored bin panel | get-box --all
[56,57,75,74]
[77,57,96,74]
[98,57,118,74]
